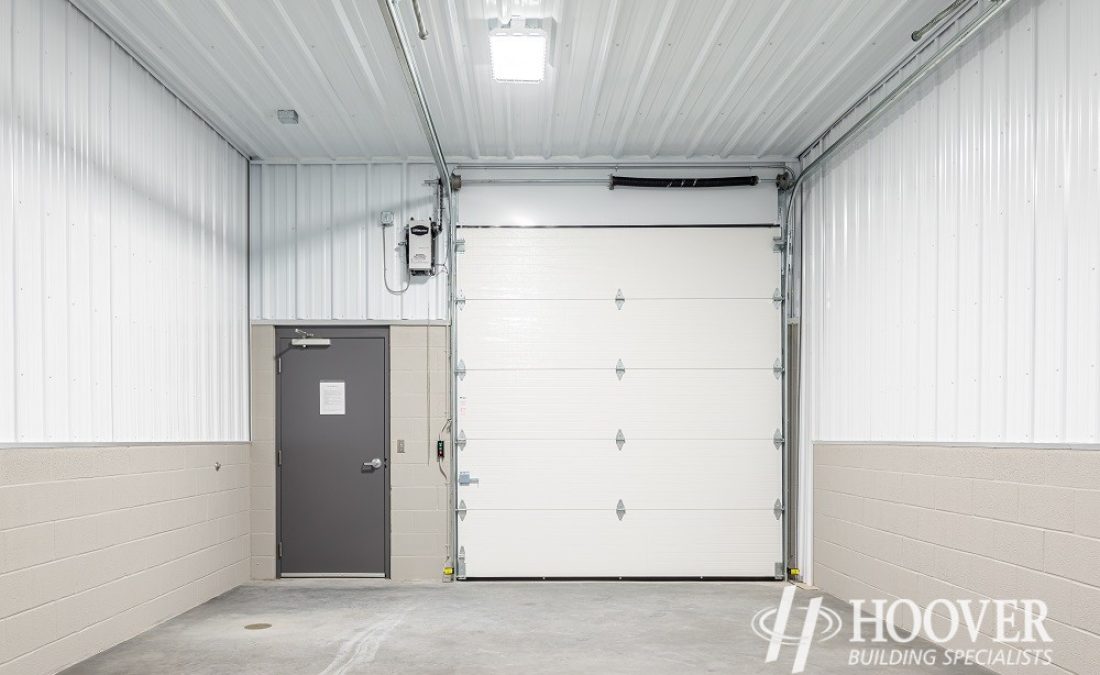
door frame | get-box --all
[274,325,391,578]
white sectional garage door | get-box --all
[455,227,782,578]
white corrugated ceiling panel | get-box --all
[1,0,249,443]
[249,162,449,321]
[800,0,1100,445]
[73,0,949,161]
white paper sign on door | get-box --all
[319,380,346,415]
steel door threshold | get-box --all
[280,573,386,578]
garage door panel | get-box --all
[458,370,780,440]
[460,228,780,300]
[455,226,783,577]
[458,509,781,578]
[458,298,780,369]
[458,440,780,509]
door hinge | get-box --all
[614,288,626,310]
[458,471,479,486]
[277,541,283,558]
[615,429,626,451]
[455,238,465,253]
[455,430,466,450]
[456,360,466,380]
[772,288,784,307]
[773,498,785,521]
[277,357,282,374]
[773,429,784,450]
[775,562,786,580]
[457,499,467,521]
[772,236,787,253]
[773,358,784,379]
[615,359,626,380]
[456,546,466,579]
[455,291,465,309]
[616,499,626,521]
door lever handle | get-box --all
[362,458,383,472]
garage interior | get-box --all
[1,0,1099,673]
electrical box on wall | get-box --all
[406,218,440,275]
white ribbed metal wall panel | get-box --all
[800,0,1100,447]
[249,162,448,321]
[0,0,249,443]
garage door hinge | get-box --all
[456,360,466,380]
[615,429,626,450]
[455,238,465,253]
[773,236,787,253]
[615,289,626,310]
[775,562,786,579]
[457,499,467,520]
[773,499,784,520]
[277,541,283,559]
[455,430,466,449]
[616,499,626,521]
[773,429,784,450]
[615,359,626,380]
[456,291,465,309]
[457,546,466,578]
[773,358,784,379]
[772,288,784,306]
[458,471,479,486]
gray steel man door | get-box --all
[276,327,388,576]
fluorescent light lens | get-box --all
[489,29,547,83]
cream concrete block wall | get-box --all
[814,444,1100,675]
[250,325,277,580]
[389,325,452,581]
[0,443,250,674]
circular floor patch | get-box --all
[244,623,272,630]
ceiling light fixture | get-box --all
[276,109,299,124]
[489,17,547,83]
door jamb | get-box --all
[274,325,391,579]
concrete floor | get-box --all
[63,581,992,675]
